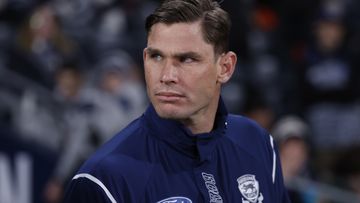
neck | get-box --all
[181,95,220,135]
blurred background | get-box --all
[0,0,359,202]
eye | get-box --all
[180,56,196,63]
[151,53,163,61]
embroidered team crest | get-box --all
[237,174,264,203]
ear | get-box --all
[217,51,237,84]
[143,48,148,62]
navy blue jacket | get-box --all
[64,100,290,203]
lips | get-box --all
[155,91,184,102]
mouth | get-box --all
[155,91,185,102]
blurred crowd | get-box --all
[0,0,359,202]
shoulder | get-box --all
[226,114,271,145]
[225,114,274,165]
[225,115,290,201]
[80,115,155,181]
[80,117,144,171]
[65,116,154,202]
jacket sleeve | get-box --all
[63,176,116,203]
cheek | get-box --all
[187,69,218,97]
[144,64,158,86]
[199,67,218,87]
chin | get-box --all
[154,104,188,120]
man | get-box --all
[64,0,290,202]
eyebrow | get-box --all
[145,47,163,55]
[174,52,202,60]
[146,47,202,60]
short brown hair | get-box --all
[145,0,231,56]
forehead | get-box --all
[147,21,214,56]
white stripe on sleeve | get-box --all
[73,173,117,203]
[270,135,276,184]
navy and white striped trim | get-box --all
[269,135,276,184]
[73,173,117,203]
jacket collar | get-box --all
[143,98,228,162]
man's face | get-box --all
[144,21,222,122]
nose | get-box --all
[160,60,178,84]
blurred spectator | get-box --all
[44,50,147,203]
[53,0,127,62]
[241,2,293,116]
[6,3,77,88]
[43,60,92,203]
[51,0,158,67]
[53,60,86,102]
[297,0,360,149]
[13,59,88,153]
[272,116,310,183]
[88,50,147,140]
[272,115,317,203]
